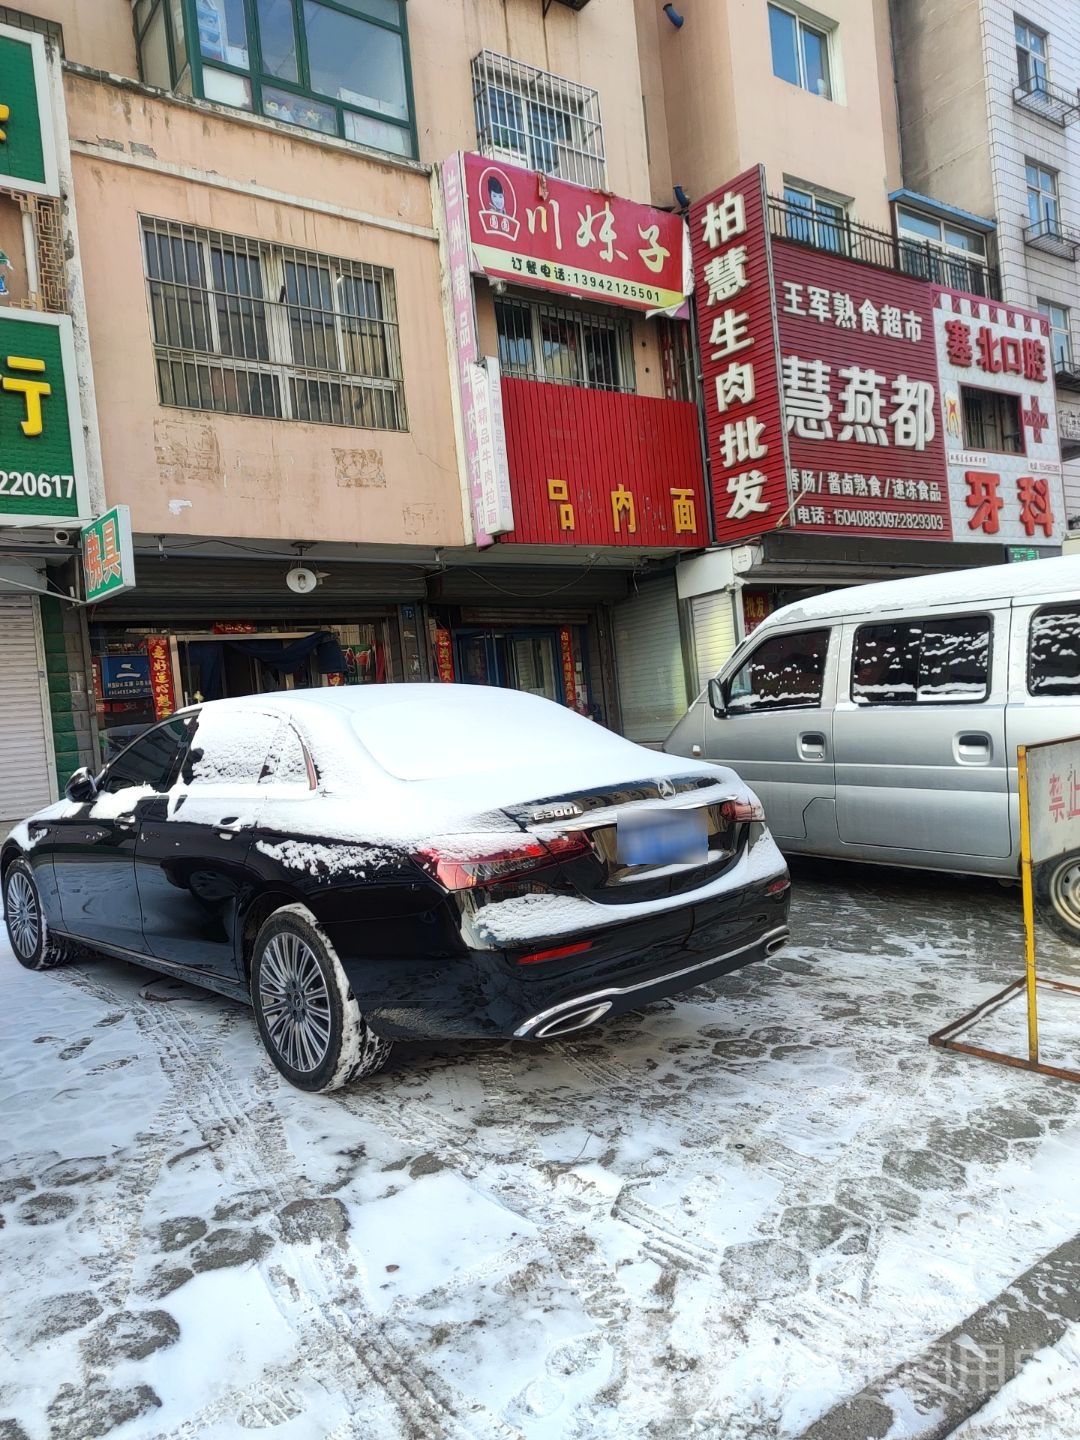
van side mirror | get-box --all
[707,677,726,717]
[65,766,99,803]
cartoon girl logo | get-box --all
[477,166,520,241]
[944,391,962,440]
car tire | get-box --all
[1034,851,1080,944]
[250,903,392,1092]
[3,858,76,971]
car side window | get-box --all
[1029,604,1080,696]
[100,718,190,794]
[181,709,281,786]
[726,629,830,713]
[260,722,312,787]
[852,616,991,705]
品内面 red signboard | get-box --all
[690,166,790,544]
[498,378,707,548]
[463,152,687,313]
[774,242,952,539]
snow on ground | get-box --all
[3,861,1080,1439]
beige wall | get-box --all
[890,0,993,217]
[400,0,653,202]
[65,72,462,547]
[31,0,138,75]
[646,0,901,227]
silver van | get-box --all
[664,555,1080,940]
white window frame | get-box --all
[783,183,849,253]
[1015,16,1049,93]
[1037,298,1072,370]
[472,51,606,191]
[1026,161,1060,231]
[896,207,987,263]
[767,3,835,101]
[494,294,635,395]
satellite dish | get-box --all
[286,566,318,594]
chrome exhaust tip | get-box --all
[531,1001,613,1040]
[765,934,788,955]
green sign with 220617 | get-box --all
[0,310,90,525]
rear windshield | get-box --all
[350,693,627,782]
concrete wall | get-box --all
[28,0,137,75]
[63,71,463,547]
[645,0,901,226]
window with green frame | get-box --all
[133,0,416,159]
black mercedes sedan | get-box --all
[2,686,790,1091]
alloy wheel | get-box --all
[258,931,333,1073]
[6,871,40,961]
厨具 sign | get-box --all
[82,504,135,603]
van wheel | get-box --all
[1034,852,1080,944]
[250,904,392,1092]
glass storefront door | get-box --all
[454,628,564,703]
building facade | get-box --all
[892,0,1080,527]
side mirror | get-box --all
[707,677,726,718]
[65,766,99,803]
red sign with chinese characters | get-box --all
[498,378,708,547]
[145,635,176,720]
[690,166,790,543]
[559,627,578,710]
[462,152,687,313]
[774,243,951,539]
[434,628,456,683]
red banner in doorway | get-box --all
[146,635,176,719]
[434,628,456,683]
[559,627,577,710]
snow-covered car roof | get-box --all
[760,553,1080,629]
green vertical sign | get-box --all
[0,28,54,194]
[0,310,89,523]
[82,504,135,603]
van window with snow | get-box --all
[726,629,829,713]
[851,617,990,705]
[1029,604,1080,695]
[182,709,282,785]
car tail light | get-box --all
[421,832,592,892]
[766,875,790,895]
[517,940,593,966]
[719,798,766,824]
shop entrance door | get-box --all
[455,629,564,703]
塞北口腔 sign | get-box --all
[0,310,90,527]
[462,152,688,314]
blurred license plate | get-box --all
[617,805,708,867]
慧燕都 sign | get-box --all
[690,166,790,544]
[462,152,687,314]
[0,23,59,196]
[0,310,90,526]
[82,504,134,603]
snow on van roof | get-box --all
[763,554,1080,627]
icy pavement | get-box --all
[3,861,1080,1440]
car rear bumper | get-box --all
[335,870,791,1041]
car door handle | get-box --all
[115,814,138,831]
[956,732,992,763]
[217,816,244,840]
[798,732,827,760]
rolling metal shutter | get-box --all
[0,595,54,822]
[613,576,687,746]
[689,591,738,695]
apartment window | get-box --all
[1037,299,1072,369]
[1016,17,1049,93]
[495,296,633,394]
[134,0,415,158]
[783,185,847,253]
[142,217,406,430]
[897,207,990,291]
[768,4,833,100]
[472,51,605,190]
[961,386,1023,454]
[1026,161,1060,232]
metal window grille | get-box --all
[495,296,634,394]
[472,50,606,190]
[141,218,406,431]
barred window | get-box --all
[495,296,634,394]
[142,217,406,430]
[472,51,605,191]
